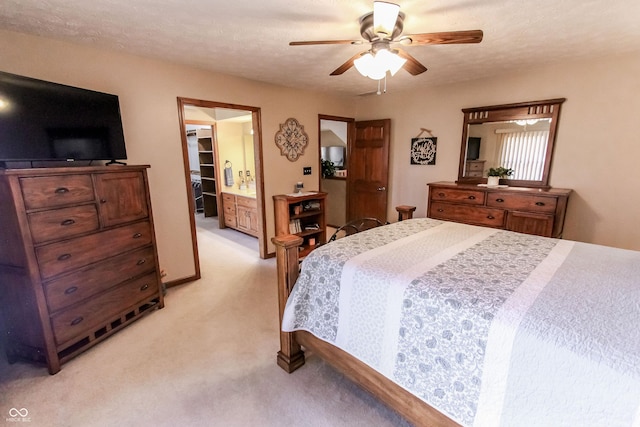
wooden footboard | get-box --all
[272,209,460,427]
[273,234,305,373]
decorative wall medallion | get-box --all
[275,118,309,162]
[410,137,437,165]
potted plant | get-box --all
[321,159,336,178]
[487,166,514,186]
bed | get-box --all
[272,217,640,427]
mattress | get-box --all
[282,218,640,426]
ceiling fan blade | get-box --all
[395,49,428,75]
[330,52,365,76]
[290,40,363,46]
[402,30,483,45]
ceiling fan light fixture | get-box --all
[373,1,400,37]
[354,49,406,80]
[378,49,407,76]
[290,2,483,83]
[354,52,385,79]
[354,52,374,76]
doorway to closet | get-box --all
[177,98,267,278]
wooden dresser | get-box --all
[0,165,164,374]
[427,182,571,238]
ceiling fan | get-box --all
[289,1,483,80]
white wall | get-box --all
[355,52,640,251]
[2,27,638,285]
[0,29,355,282]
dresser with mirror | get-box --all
[428,99,572,238]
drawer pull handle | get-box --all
[100,199,107,204]
[57,253,72,261]
[487,215,495,220]
[140,284,149,291]
[437,209,444,212]
[468,195,476,200]
[70,317,84,326]
[535,202,545,206]
[55,187,69,194]
[136,259,146,265]
[61,219,76,226]
[133,233,142,239]
[438,192,445,197]
[495,198,504,203]
[64,286,78,295]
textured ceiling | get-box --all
[1,0,640,96]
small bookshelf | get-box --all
[273,191,327,259]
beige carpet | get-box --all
[0,218,412,427]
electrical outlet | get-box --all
[303,166,312,175]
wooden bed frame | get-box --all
[272,207,460,427]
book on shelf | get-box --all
[289,219,302,234]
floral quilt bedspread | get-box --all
[282,218,640,426]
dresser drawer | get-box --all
[28,204,99,244]
[430,188,485,205]
[464,160,485,176]
[467,162,484,172]
[430,201,505,228]
[224,214,237,228]
[222,194,236,210]
[236,195,257,209]
[223,204,236,215]
[223,202,236,214]
[222,193,237,225]
[20,175,94,210]
[506,211,554,237]
[36,221,153,280]
[486,192,557,214]
[50,272,158,346]
[44,246,157,313]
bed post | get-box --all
[395,205,416,221]
[272,234,305,373]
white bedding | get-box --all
[282,218,640,426]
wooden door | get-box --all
[94,171,148,228]
[347,119,391,222]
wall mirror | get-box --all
[457,98,565,188]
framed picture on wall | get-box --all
[410,137,437,165]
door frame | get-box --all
[177,97,267,282]
[318,114,355,227]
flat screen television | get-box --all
[0,71,127,165]
[466,137,481,160]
